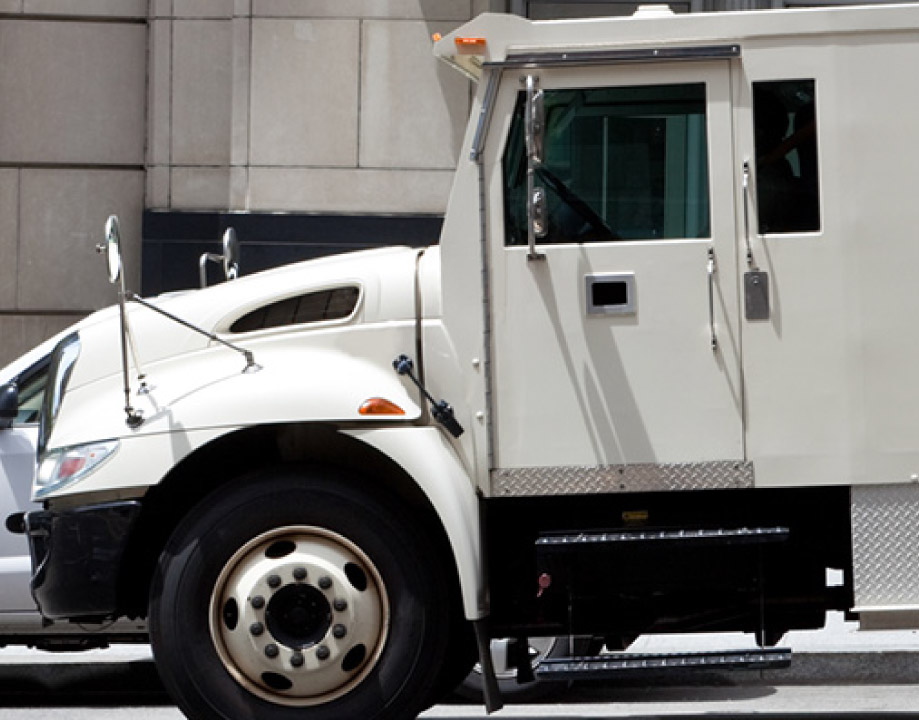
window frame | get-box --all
[501,80,714,247]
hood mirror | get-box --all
[103,215,124,286]
[200,227,241,288]
[98,216,260,429]
[222,228,240,281]
[98,215,144,428]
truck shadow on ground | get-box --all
[0,660,171,707]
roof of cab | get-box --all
[433,4,919,80]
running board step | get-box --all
[536,648,791,680]
[536,526,789,549]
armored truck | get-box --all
[13,5,919,718]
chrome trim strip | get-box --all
[491,461,754,496]
[486,44,741,70]
[471,69,501,163]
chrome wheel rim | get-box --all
[209,526,389,707]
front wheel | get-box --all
[149,468,454,720]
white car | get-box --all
[0,329,145,649]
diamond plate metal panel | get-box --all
[852,484,919,608]
[490,461,753,497]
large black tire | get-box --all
[149,467,455,720]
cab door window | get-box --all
[752,79,819,234]
[503,83,710,245]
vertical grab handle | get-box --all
[707,246,718,352]
[742,160,754,267]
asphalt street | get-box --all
[3,611,919,719]
[1,682,919,719]
[0,649,918,719]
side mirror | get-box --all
[0,382,18,429]
[222,228,240,281]
[524,75,545,166]
[525,75,547,260]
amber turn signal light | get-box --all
[359,398,406,416]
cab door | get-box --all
[487,60,744,492]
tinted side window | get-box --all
[14,361,50,425]
[503,83,710,245]
[752,79,820,234]
[230,287,360,334]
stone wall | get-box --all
[0,0,490,367]
[0,2,147,365]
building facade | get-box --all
[0,0,886,365]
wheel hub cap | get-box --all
[209,526,389,707]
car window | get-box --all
[13,361,50,425]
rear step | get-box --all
[536,647,791,681]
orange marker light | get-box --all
[432,33,443,43]
[454,36,487,55]
[359,398,406,416]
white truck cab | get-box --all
[16,5,919,718]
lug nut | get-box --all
[265,644,279,659]
[293,567,307,581]
[291,652,304,668]
[318,576,332,590]
[267,574,282,589]
[316,645,330,661]
[251,595,265,609]
[250,622,264,637]
[333,598,348,612]
[333,624,347,639]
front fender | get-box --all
[344,426,485,621]
[49,336,423,452]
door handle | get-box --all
[707,247,718,352]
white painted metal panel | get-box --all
[488,62,743,475]
[738,33,919,488]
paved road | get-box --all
[3,624,919,720]
[2,686,919,719]
[1,671,919,719]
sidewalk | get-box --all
[626,611,919,684]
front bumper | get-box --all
[25,501,141,621]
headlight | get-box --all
[34,440,119,499]
[38,333,81,456]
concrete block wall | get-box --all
[0,4,147,366]
[0,0,490,367]
[147,0,483,215]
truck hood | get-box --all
[66,245,424,395]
